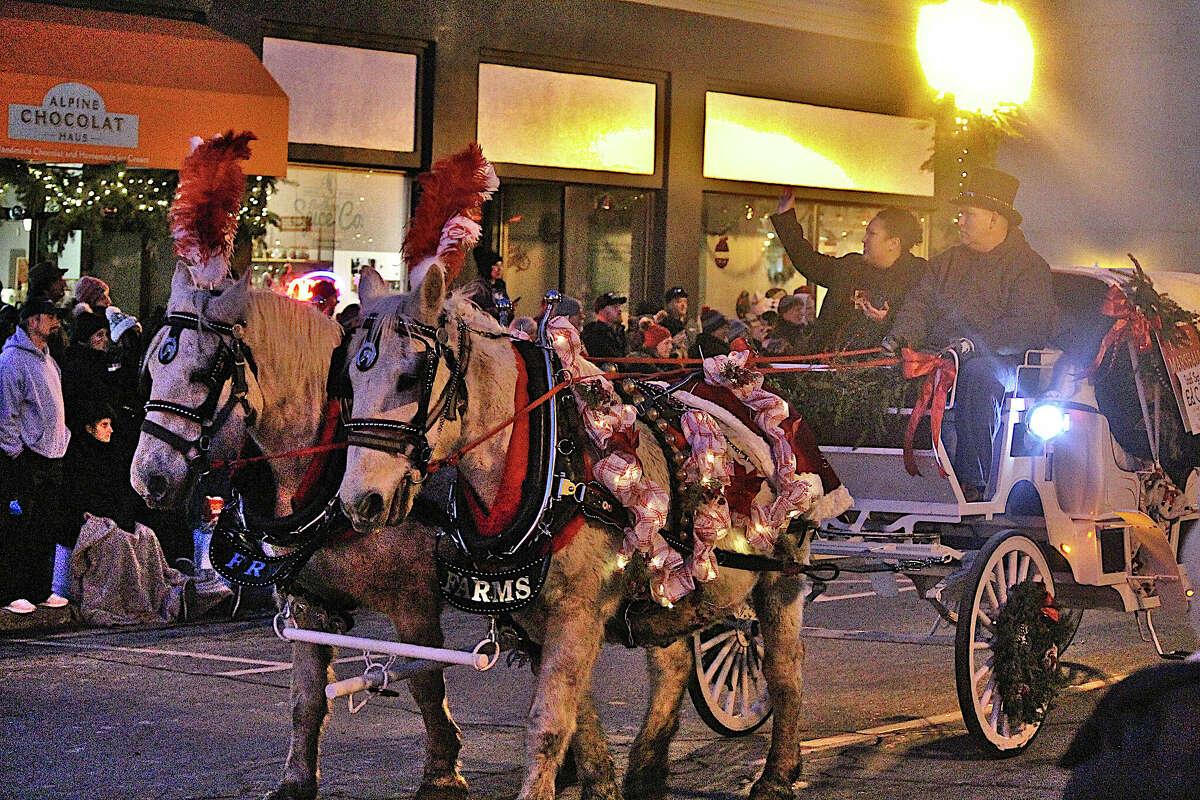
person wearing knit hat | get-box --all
[463,248,511,322]
[62,312,117,433]
[309,279,338,317]
[105,306,141,345]
[628,322,673,373]
[690,308,731,359]
[73,276,111,313]
[550,296,584,331]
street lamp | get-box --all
[916,0,1034,249]
[916,0,1034,116]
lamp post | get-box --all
[916,0,1034,249]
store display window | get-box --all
[701,193,928,318]
[252,165,409,308]
[489,182,652,319]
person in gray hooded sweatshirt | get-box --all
[0,298,72,613]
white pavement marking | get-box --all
[813,585,916,602]
[216,655,363,677]
[9,638,287,667]
[797,672,1127,754]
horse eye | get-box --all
[396,374,418,394]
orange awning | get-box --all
[0,2,288,175]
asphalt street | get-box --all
[1,575,1194,800]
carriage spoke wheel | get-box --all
[955,529,1055,756]
[688,613,772,736]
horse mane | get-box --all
[240,289,343,410]
[444,290,506,334]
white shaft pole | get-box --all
[280,626,490,669]
[325,659,446,700]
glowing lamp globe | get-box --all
[916,0,1034,115]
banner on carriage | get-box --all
[1157,322,1200,434]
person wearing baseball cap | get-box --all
[582,291,628,359]
[26,261,69,363]
[659,286,689,335]
[551,296,584,331]
[28,261,67,303]
[0,297,71,613]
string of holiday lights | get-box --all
[0,159,277,253]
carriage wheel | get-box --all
[954,529,1055,756]
[688,614,773,736]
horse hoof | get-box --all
[414,777,469,800]
[748,774,796,800]
[581,783,623,800]
[262,780,317,800]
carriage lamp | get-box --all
[1027,403,1070,440]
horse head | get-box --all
[340,263,515,531]
[131,263,265,507]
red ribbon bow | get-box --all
[901,348,957,477]
[1091,284,1159,372]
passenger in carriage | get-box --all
[885,168,1056,503]
[770,190,927,350]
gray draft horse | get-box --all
[339,264,832,800]
[131,265,466,800]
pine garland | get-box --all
[767,368,909,448]
[991,580,1074,727]
[0,159,277,253]
[1125,254,1199,346]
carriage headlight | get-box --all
[1027,403,1070,440]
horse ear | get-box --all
[206,266,252,321]
[417,264,445,324]
[170,262,193,299]
[358,265,388,307]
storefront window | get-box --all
[701,193,808,318]
[492,182,652,319]
[263,38,418,152]
[252,165,409,309]
[701,193,929,318]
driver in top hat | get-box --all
[886,167,1056,502]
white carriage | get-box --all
[689,266,1200,752]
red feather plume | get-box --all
[403,143,497,286]
[170,130,256,287]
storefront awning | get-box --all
[0,2,288,175]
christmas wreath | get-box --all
[991,580,1074,727]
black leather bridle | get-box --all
[342,312,472,473]
[140,311,258,474]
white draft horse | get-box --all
[339,264,831,800]
[131,265,467,800]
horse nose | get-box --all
[358,492,385,523]
[146,473,170,502]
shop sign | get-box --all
[1157,323,1200,434]
[8,82,138,148]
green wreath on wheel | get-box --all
[992,580,1075,726]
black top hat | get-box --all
[953,167,1022,226]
